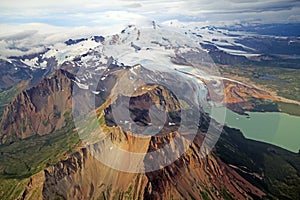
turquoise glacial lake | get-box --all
[210,108,300,153]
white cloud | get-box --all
[0,22,126,58]
[0,1,299,58]
[0,0,299,26]
[288,14,300,22]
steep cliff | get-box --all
[1,67,299,200]
[17,142,263,200]
[22,74,263,200]
[0,69,74,143]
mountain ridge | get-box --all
[1,67,299,199]
[0,69,74,143]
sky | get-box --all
[1,0,300,27]
[0,0,299,58]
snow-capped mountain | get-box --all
[0,21,299,93]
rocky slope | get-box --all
[18,140,264,200]
[0,67,299,200]
[222,79,279,114]
[0,69,74,143]
[0,59,33,92]
[4,67,264,200]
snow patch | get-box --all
[74,81,89,90]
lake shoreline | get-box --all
[207,107,300,153]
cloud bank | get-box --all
[0,0,299,58]
[1,0,300,27]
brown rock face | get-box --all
[27,82,263,200]
[21,133,264,200]
[1,67,266,199]
[223,80,277,105]
[143,133,265,200]
[222,80,280,114]
[0,69,74,143]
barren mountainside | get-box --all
[0,68,299,200]
[0,70,74,143]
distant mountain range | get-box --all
[219,23,300,37]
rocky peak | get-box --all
[0,65,282,200]
[0,69,74,143]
